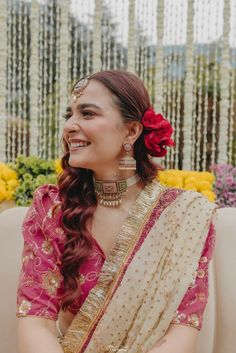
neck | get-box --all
[93,172,142,207]
[93,170,137,182]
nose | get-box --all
[64,118,80,134]
[70,123,80,131]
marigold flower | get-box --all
[184,184,198,191]
[54,159,63,174]
[0,166,17,181]
[201,190,216,202]
[0,163,19,202]
[157,169,216,202]
[7,179,19,190]
[0,186,8,202]
[195,180,212,192]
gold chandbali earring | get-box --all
[118,143,136,170]
[94,174,140,207]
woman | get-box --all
[17,70,218,353]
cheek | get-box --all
[62,123,72,139]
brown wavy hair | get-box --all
[58,70,162,310]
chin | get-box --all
[68,156,91,170]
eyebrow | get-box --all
[67,103,103,111]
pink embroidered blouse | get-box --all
[16,184,216,330]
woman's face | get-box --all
[63,79,129,175]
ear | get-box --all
[125,121,143,145]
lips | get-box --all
[68,139,91,150]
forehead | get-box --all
[71,79,117,109]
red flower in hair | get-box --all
[142,107,175,157]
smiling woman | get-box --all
[16,70,218,353]
[63,78,133,173]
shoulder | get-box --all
[165,185,217,209]
[155,182,218,223]
[181,189,218,215]
[34,183,59,201]
[22,183,65,244]
[31,184,61,221]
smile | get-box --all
[70,141,91,150]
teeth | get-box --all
[70,142,89,148]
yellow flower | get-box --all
[181,171,193,178]
[0,186,8,202]
[201,190,216,202]
[54,159,63,174]
[157,171,166,184]
[7,179,19,190]
[184,183,198,191]
[156,168,215,201]
[0,165,17,181]
[0,179,6,188]
[0,163,19,202]
[198,172,215,182]
[165,175,177,186]
[184,176,198,186]
[170,177,184,188]
[195,180,212,192]
[5,190,14,200]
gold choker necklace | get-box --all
[94,174,140,207]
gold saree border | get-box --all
[62,180,166,353]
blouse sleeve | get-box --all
[171,221,216,330]
[16,184,64,321]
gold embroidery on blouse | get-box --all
[172,311,186,323]
[22,250,34,264]
[47,208,53,219]
[199,256,208,263]
[79,274,86,285]
[24,275,34,287]
[18,300,32,315]
[55,227,65,236]
[41,270,62,295]
[188,313,200,327]
[197,269,205,278]
[195,292,207,303]
[42,240,53,254]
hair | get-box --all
[58,70,162,310]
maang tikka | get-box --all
[119,143,137,170]
[72,77,90,101]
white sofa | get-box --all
[0,206,235,353]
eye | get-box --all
[63,110,72,120]
[82,110,94,118]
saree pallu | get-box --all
[62,180,218,353]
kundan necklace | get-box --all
[94,174,141,207]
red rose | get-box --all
[142,107,175,157]
[142,108,165,130]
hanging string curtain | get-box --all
[0,0,235,170]
[3,0,31,161]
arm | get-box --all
[147,219,216,353]
[16,185,64,353]
[147,324,198,353]
[17,317,64,353]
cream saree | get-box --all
[62,180,218,353]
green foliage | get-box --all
[10,155,57,206]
